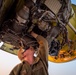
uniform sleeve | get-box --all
[9,63,23,75]
[9,62,31,75]
[0,0,15,25]
[36,35,49,65]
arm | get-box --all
[31,32,49,64]
[9,62,31,75]
[9,63,23,75]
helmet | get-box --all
[19,33,39,50]
[18,33,39,61]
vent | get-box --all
[44,0,62,14]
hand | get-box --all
[30,31,38,38]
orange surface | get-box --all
[48,50,76,63]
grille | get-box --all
[45,0,62,14]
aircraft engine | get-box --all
[0,0,76,63]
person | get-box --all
[9,31,49,75]
[0,0,49,74]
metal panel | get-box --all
[45,0,62,14]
